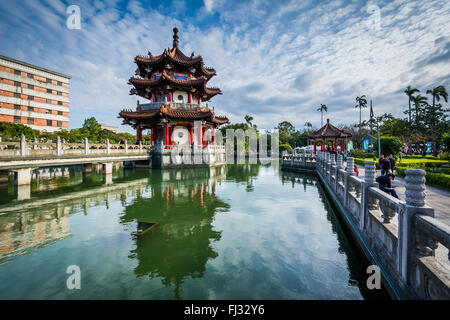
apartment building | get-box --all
[0,55,70,132]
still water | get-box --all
[0,163,389,299]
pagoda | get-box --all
[119,28,229,149]
[308,119,352,154]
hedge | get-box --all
[395,167,450,190]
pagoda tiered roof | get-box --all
[128,70,222,101]
[308,119,352,139]
[119,104,229,129]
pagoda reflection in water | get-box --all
[121,167,230,299]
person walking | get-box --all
[376,172,398,199]
[388,154,396,174]
[380,155,391,175]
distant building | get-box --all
[100,123,119,133]
[0,55,70,132]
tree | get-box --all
[404,86,419,124]
[244,114,254,127]
[304,122,313,132]
[411,94,428,129]
[374,136,403,157]
[426,85,448,108]
[355,95,368,129]
[276,121,295,145]
[81,117,102,137]
[316,104,327,127]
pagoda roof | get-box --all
[118,104,229,128]
[308,119,352,139]
[134,28,217,80]
[129,70,222,101]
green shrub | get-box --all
[439,151,450,160]
[374,136,403,157]
[349,149,375,159]
[280,143,293,153]
[396,168,450,190]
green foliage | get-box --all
[349,149,375,159]
[279,143,293,153]
[439,151,450,160]
[0,122,39,139]
[374,136,403,157]
[442,133,450,151]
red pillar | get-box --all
[198,125,203,145]
[168,91,173,102]
[334,138,337,151]
[165,122,169,147]
[212,127,215,143]
[137,123,142,142]
[314,139,317,154]
[188,93,192,104]
[151,93,156,102]
[190,125,194,144]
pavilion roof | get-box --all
[134,28,217,80]
[308,119,352,139]
[128,70,222,101]
[118,104,229,128]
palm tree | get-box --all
[404,86,419,124]
[304,121,313,131]
[355,95,368,129]
[244,115,254,127]
[426,85,448,107]
[411,94,428,128]
[316,104,327,127]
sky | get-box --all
[0,0,449,133]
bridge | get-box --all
[282,151,450,300]
[0,135,152,186]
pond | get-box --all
[0,162,390,299]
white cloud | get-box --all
[0,0,448,132]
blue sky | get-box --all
[0,0,449,133]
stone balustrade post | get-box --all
[84,138,89,154]
[360,161,377,231]
[124,139,128,153]
[56,136,62,156]
[139,141,143,153]
[20,134,27,157]
[344,157,355,205]
[397,169,435,283]
[336,154,343,169]
[33,137,38,150]
[106,139,111,154]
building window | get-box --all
[14,81,20,87]
[27,73,33,79]
[58,111,63,115]
[14,70,21,75]
[47,119,52,126]
[177,95,184,102]
[46,78,52,84]
[29,95,34,101]
[58,101,62,105]
[57,91,62,96]
[14,93,20,98]
[46,99,52,104]
[46,109,51,114]
[28,106,34,112]
[28,84,34,89]
[28,118,34,125]
[14,104,20,110]
[47,88,52,93]
[14,116,21,123]
[57,121,62,127]
[57,81,62,86]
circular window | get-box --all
[177,95,184,102]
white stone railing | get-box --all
[0,135,152,158]
[282,151,450,299]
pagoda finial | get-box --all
[173,27,179,49]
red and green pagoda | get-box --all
[119,27,229,146]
